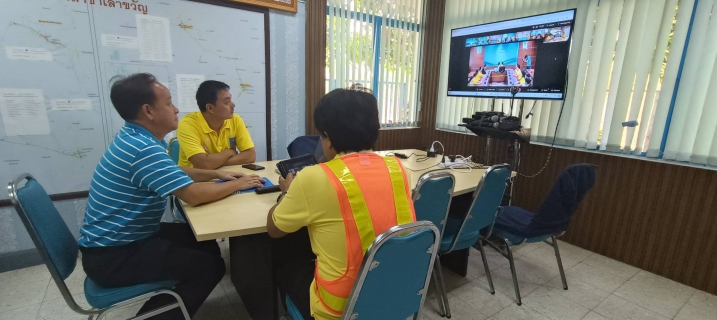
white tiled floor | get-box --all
[1,240,716,320]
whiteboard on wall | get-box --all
[0,0,270,200]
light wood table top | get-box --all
[183,149,491,241]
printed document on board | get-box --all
[136,15,172,62]
[0,89,51,136]
[176,74,205,112]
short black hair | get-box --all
[109,73,157,120]
[196,80,230,112]
[313,88,379,153]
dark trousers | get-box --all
[81,223,225,319]
[273,228,316,320]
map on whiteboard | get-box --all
[0,0,267,199]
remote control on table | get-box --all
[255,185,282,194]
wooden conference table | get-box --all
[181,149,492,320]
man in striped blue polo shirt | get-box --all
[78,73,265,320]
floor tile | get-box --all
[194,305,238,320]
[581,311,609,320]
[687,290,717,311]
[428,267,471,299]
[0,303,40,320]
[488,304,550,320]
[37,293,91,320]
[565,263,627,293]
[582,254,639,280]
[593,295,670,320]
[555,241,594,262]
[423,293,489,320]
[510,241,548,257]
[0,278,49,313]
[543,275,610,309]
[200,284,231,310]
[0,265,50,289]
[221,273,242,306]
[479,255,560,301]
[613,270,694,318]
[522,286,590,320]
[419,310,439,320]
[522,241,590,270]
[674,302,717,320]
[450,279,514,317]
[467,247,504,280]
[43,261,86,302]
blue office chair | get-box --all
[8,174,190,320]
[434,164,512,317]
[485,164,597,305]
[167,137,186,223]
[287,135,322,160]
[412,171,455,318]
[286,221,441,320]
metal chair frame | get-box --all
[342,221,441,320]
[8,174,190,320]
[412,170,455,319]
[433,164,511,318]
[482,228,568,306]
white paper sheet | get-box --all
[5,47,53,61]
[101,35,138,49]
[136,15,172,62]
[176,74,205,112]
[50,99,93,111]
[0,89,51,136]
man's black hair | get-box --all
[109,73,158,120]
[196,80,230,112]
[313,88,379,153]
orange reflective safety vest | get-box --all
[315,153,416,315]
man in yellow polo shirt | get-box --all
[177,80,255,169]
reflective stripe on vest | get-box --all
[315,153,415,315]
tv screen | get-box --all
[447,9,576,100]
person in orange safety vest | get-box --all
[266,87,416,319]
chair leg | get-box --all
[434,260,452,318]
[432,265,446,317]
[477,239,495,294]
[503,238,522,305]
[551,236,568,290]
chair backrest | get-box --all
[287,135,320,159]
[412,171,455,237]
[8,174,85,311]
[447,164,512,252]
[168,137,180,164]
[343,221,440,320]
[533,164,597,228]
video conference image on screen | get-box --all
[448,10,575,100]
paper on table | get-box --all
[136,15,172,62]
[5,47,53,61]
[0,89,51,136]
[51,99,92,111]
[101,34,138,49]
[176,74,205,112]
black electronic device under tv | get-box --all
[447,9,576,100]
